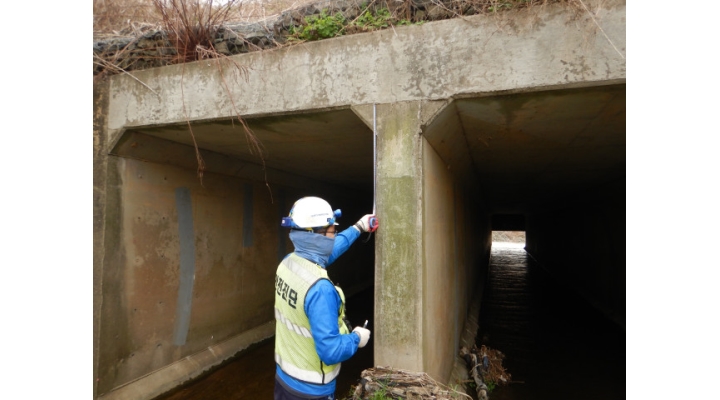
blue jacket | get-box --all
[276,226,362,396]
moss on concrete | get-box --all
[377,175,420,347]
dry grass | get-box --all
[94,0,568,39]
[94,0,159,39]
[94,0,322,38]
[152,0,239,63]
[460,345,512,400]
[96,0,269,184]
[348,366,472,399]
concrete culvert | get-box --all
[93,1,625,399]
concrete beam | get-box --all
[106,0,625,141]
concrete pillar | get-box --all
[371,101,445,372]
[354,100,488,382]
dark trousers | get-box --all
[274,375,334,400]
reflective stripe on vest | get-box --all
[274,307,312,338]
[274,253,348,384]
[275,351,341,383]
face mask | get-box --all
[289,230,334,267]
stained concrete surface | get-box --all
[152,287,375,400]
[477,243,625,399]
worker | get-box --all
[274,196,378,400]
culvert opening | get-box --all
[491,230,526,248]
[109,108,378,400]
[491,214,526,249]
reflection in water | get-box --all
[478,243,625,400]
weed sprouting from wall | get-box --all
[151,0,237,63]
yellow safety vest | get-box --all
[274,253,350,384]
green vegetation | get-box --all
[367,377,394,400]
[488,1,514,12]
[341,378,393,400]
[289,10,347,41]
[368,387,393,400]
[486,381,496,392]
[352,7,422,30]
[289,6,423,42]
[396,19,420,26]
[355,7,392,29]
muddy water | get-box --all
[153,287,374,400]
[477,243,625,399]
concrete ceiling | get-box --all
[123,108,375,192]
[453,84,626,214]
[119,84,625,215]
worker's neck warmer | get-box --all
[289,230,334,268]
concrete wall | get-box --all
[525,177,626,328]
[372,100,490,382]
[94,78,111,400]
[422,139,489,382]
[96,156,277,398]
[94,156,375,399]
[94,99,375,398]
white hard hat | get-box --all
[281,196,341,230]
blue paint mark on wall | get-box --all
[243,184,254,247]
[174,187,196,346]
[278,190,287,261]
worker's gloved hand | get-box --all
[353,326,371,348]
[354,214,379,233]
